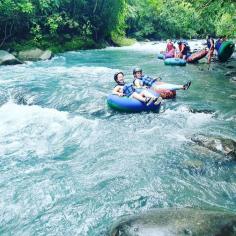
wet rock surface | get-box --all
[182,159,205,175]
[109,208,236,236]
[189,108,215,114]
[230,77,236,83]
[191,134,236,160]
[229,94,236,100]
[225,71,236,77]
[18,48,53,61]
[0,50,23,65]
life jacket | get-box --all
[123,83,136,97]
[141,75,157,87]
[215,39,222,52]
[180,43,190,55]
[207,38,214,49]
[182,41,190,53]
[178,44,182,52]
[185,45,191,53]
[183,45,188,55]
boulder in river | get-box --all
[0,50,23,65]
[225,71,236,77]
[225,65,235,69]
[191,134,236,161]
[189,108,215,114]
[229,94,236,100]
[18,48,53,61]
[109,208,236,236]
[230,77,236,83]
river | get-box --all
[0,41,235,235]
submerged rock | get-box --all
[182,159,205,175]
[230,77,236,83]
[18,48,53,61]
[13,93,28,105]
[0,50,23,65]
[225,65,235,69]
[225,71,236,77]
[189,108,215,114]
[191,134,236,160]
[109,208,236,236]
[229,94,236,100]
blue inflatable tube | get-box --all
[157,53,165,59]
[164,58,186,66]
[107,91,161,112]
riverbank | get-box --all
[2,35,136,54]
[0,35,136,65]
[1,38,235,66]
[4,36,235,56]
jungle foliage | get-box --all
[126,0,236,39]
[0,0,235,51]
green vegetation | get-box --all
[0,0,235,52]
[111,32,136,46]
[125,0,236,39]
[0,0,127,52]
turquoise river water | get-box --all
[0,41,236,235]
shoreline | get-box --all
[2,36,137,54]
[1,39,235,66]
[2,37,235,55]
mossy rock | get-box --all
[18,48,52,61]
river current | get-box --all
[0,41,235,235]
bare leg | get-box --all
[131,92,147,103]
[207,50,213,64]
[141,90,157,98]
[207,53,211,64]
[152,83,183,91]
[138,91,162,105]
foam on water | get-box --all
[106,42,166,53]
[0,64,117,76]
[163,105,214,127]
[105,40,206,54]
[0,41,235,235]
[0,102,97,158]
